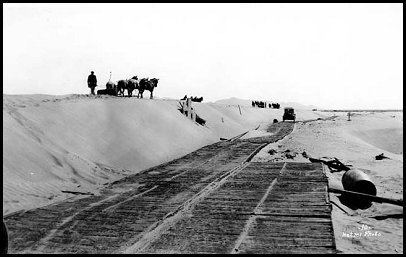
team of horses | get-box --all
[99,76,159,99]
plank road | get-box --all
[138,162,337,254]
[2,122,336,254]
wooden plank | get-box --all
[243,236,334,247]
[232,162,336,254]
[328,187,404,206]
[238,245,336,254]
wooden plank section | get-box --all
[138,163,282,253]
[139,162,336,254]
[236,162,336,254]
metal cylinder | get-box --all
[342,169,377,196]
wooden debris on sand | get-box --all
[309,157,351,172]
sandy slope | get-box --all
[252,111,403,254]
[3,94,325,215]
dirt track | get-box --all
[4,122,336,254]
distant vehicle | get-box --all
[283,107,296,122]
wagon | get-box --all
[97,82,118,96]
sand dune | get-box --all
[351,128,403,155]
[3,94,325,215]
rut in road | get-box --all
[4,122,294,254]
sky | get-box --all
[3,3,403,109]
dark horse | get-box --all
[117,76,139,97]
[138,78,159,99]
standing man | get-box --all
[87,71,97,95]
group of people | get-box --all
[252,100,280,109]
[181,95,204,102]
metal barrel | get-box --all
[342,169,377,196]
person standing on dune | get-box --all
[87,71,97,95]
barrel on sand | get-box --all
[329,169,403,208]
[342,169,377,196]
[340,169,377,208]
